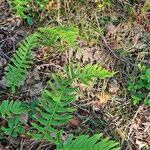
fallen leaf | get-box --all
[108,79,120,94]
[69,118,80,126]
[95,92,112,104]
[46,0,58,10]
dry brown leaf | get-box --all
[95,92,112,104]
[69,118,80,126]
[46,0,58,10]
[108,79,120,94]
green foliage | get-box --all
[141,0,150,16]
[30,63,114,143]
[4,26,78,93]
[1,116,25,137]
[10,0,29,18]
[0,100,26,137]
[10,0,50,19]
[66,63,115,84]
[57,133,119,150]
[4,33,39,93]
[38,26,79,48]
[31,74,77,143]
[0,100,25,118]
[128,64,150,106]
[1,24,118,149]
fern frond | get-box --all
[57,133,120,150]
[38,26,79,48]
[31,63,114,143]
[66,63,115,84]
[11,0,29,18]
[0,100,25,118]
[4,33,39,92]
[31,74,77,143]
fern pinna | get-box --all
[30,63,114,144]
[0,100,26,137]
[4,33,39,93]
[11,0,29,18]
[0,100,25,118]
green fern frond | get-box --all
[38,26,79,48]
[66,63,115,84]
[4,33,39,93]
[57,133,120,150]
[31,63,114,143]
[11,0,29,18]
[31,74,77,143]
[0,100,25,118]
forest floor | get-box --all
[0,0,150,150]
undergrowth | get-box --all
[128,64,150,106]
[0,26,119,149]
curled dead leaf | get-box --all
[95,92,112,104]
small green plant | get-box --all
[1,116,25,137]
[0,63,118,149]
[128,64,150,106]
[0,100,25,118]
[10,0,29,18]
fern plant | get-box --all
[57,133,119,150]
[66,63,115,84]
[4,33,39,93]
[1,116,25,137]
[1,24,119,149]
[30,63,114,143]
[31,74,77,143]
[10,0,50,19]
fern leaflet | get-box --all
[38,26,79,48]
[0,100,25,118]
[11,0,29,18]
